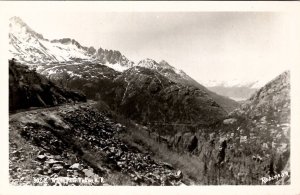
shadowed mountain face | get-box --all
[9,59,86,112]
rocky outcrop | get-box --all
[96,48,134,67]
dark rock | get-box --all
[45,159,64,166]
[35,167,43,174]
[52,164,64,172]
[58,169,68,177]
[12,150,21,157]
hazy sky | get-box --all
[11,12,294,83]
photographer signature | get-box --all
[260,171,289,184]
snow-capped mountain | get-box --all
[137,58,190,81]
[9,16,134,72]
[9,17,91,64]
[200,79,259,101]
[9,16,194,82]
[10,16,194,76]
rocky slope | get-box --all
[9,59,86,112]
[163,71,290,185]
[9,102,185,186]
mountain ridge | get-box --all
[9,16,239,113]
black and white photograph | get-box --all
[1,1,300,194]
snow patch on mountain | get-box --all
[105,63,130,72]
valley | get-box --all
[8,16,291,186]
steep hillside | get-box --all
[97,66,227,135]
[240,71,290,122]
[136,59,239,113]
[181,75,240,113]
[163,71,290,185]
[40,63,120,99]
[9,59,86,112]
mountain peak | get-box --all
[9,16,45,40]
[159,60,178,70]
[9,16,26,26]
[137,58,159,69]
[159,60,170,66]
[139,58,158,64]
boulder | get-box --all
[34,167,43,174]
[12,150,21,157]
[52,164,64,172]
[36,155,46,161]
[175,170,183,179]
[58,169,68,177]
[69,163,82,170]
[223,118,237,125]
[45,159,64,166]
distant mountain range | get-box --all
[200,75,282,101]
